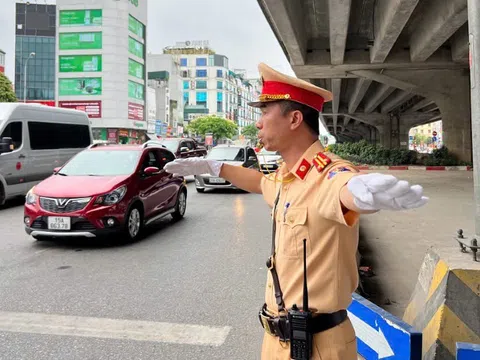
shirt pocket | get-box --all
[280,207,311,258]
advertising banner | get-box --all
[58,78,102,96]
[59,10,102,27]
[128,102,144,121]
[59,32,102,50]
[128,81,144,100]
[128,37,144,59]
[59,55,102,72]
[128,15,145,39]
[128,59,144,79]
[59,100,101,118]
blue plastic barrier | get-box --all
[348,293,422,360]
[456,342,480,360]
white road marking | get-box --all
[0,311,231,347]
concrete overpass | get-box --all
[257,0,472,161]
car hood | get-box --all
[34,175,130,197]
[258,155,281,164]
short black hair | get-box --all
[278,100,320,135]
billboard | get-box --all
[129,37,144,59]
[128,15,145,39]
[58,78,102,96]
[128,102,144,121]
[59,10,102,27]
[128,59,144,79]
[128,80,144,100]
[59,55,102,72]
[59,32,102,50]
[59,100,101,118]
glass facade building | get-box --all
[15,2,56,101]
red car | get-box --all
[23,141,187,241]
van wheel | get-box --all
[0,183,4,205]
[124,205,143,241]
[172,190,187,221]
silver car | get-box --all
[257,149,283,174]
[194,145,259,193]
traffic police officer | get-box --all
[164,63,428,359]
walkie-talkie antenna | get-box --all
[303,239,308,311]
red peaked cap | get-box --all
[248,63,333,112]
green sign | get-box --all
[59,78,102,96]
[59,55,102,73]
[128,59,144,79]
[129,15,144,39]
[59,32,102,50]
[129,0,139,6]
[129,80,144,100]
[59,10,102,26]
[129,37,144,59]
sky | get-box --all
[0,0,294,81]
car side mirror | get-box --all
[144,166,160,175]
[53,167,61,174]
[180,147,189,153]
[0,137,13,154]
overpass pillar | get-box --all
[377,116,409,150]
[435,80,473,162]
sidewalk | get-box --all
[357,170,475,318]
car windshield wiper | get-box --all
[57,172,67,176]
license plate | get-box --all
[209,177,226,184]
[48,217,71,230]
[263,165,274,168]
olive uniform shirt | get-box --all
[260,140,360,316]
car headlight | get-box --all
[95,185,127,206]
[25,188,37,205]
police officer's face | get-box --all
[256,102,294,152]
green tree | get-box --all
[241,123,259,143]
[186,115,238,140]
[0,73,17,103]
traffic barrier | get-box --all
[348,293,422,360]
[456,342,480,360]
[403,247,480,360]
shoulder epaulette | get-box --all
[312,152,332,173]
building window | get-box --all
[196,58,207,66]
[196,80,207,89]
[196,69,207,78]
[180,58,187,66]
[217,81,223,89]
[183,80,189,90]
[217,102,223,113]
[209,55,214,66]
[217,69,223,78]
[217,92,223,102]
[196,91,207,103]
[183,92,189,104]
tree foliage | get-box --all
[0,73,17,103]
[241,123,259,143]
[186,115,238,140]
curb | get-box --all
[357,165,473,171]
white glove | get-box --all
[164,158,223,177]
[347,173,428,211]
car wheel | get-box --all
[196,188,205,193]
[124,205,143,241]
[172,189,187,221]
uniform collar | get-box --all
[278,141,325,181]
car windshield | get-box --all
[207,147,245,161]
[159,140,179,153]
[59,150,141,176]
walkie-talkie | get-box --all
[288,239,313,360]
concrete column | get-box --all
[434,78,472,162]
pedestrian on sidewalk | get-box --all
[164,63,428,360]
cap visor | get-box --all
[248,101,264,108]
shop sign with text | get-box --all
[59,100,101,118]
[128,102,144,121]
[59,10,102,27]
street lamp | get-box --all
[23,52,35,103]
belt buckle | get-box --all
[261,315,275,336]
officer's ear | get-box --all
[289,109,304,131]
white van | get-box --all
[0,103,93,205]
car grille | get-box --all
[39,197,91,213]
[72,221,96,231]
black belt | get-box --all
[259,304,348,342]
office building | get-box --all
[162,42,261,133]
[0,50,5,74]
[56,0,148,144]
[15,1,56,105]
